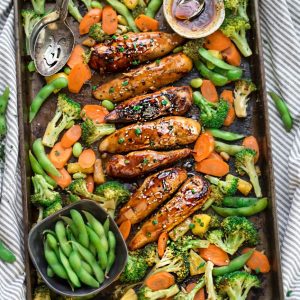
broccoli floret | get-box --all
[183,39,204,62]
[205,175,238,196]
[132,0,146,19]
[119,252,148,283]
[81,118,116,146]
[21,10,42,55]
[42,94,81,147]
[193,91,229,128]
[33,284,51,300]
[216,271,260,300]
[137,285,180,300]
[150,246,189,282]
[95,181,130,206]
[31,0,45,15]
[202,185,224,211]
[224,0,249,21]
[173,236,210,253]
[143,243,160,266]
[43,200,63,218]
[233,80,257,118]
[174,278,205,300]
[235,149,261,197]
[224,0,240,11]
[67,193,81,204]
[220,15,252,57]
[31,175,62,207]
[207,216,258,255]
[89,23,129,42]
[68,0,83,22]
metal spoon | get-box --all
[175,0,205,20]
[32,0,75,77]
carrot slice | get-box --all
[135,14,159,32]
[241,248,271,273]
[220,90,236,126]
[204,30,232,51]
[222,42,241,67]
[102,6,118,35]
[242,136,259,163]
[68,63,92,94]
[201,80,218,103]
[49,142,72,169]
[119,220,132,241]
[86,175,94,193]
[78,149,96,169]
[193,132,215,162]
[50,168,72,189]
[61,125,82,148]
[158,232,169,258]
[67,45,85,69]
[186,283,205,300]
[199,244,230,267]
[145,272,175,291]
[195,158,229,177]
[79,8,102,35]
[81,105,109,123]
[207,151,223,161]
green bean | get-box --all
[207,129,244,141]
[64,67,71,75]
[55,221,72,257]
[69,251,100,288]
[213,67,242,81]
[212,197,268,217]
[83,211,108,252]
[29,77,68,122]
[32,139,61,177]
[47,265,54,277]
[72,142,83,158]
[44,240,68,280]
[102,100,115,111]
[91,0,103,8]
[214,141,245,156]
[29,150,57,187]
[60,216,78,238]
[86,226,108,270]
[103,217,110,238]
[269,91,293,132]
[199,48,239,71]
[222,196,258,208]
[27,61,36,72]
[190,78,203,89]
[0,87,9,115]
[105,0,139,32]
[145,0,163,18]
[59,248,81,288]
[194,61,228,86]
[105,231,116,276]
[70,209,89,248]
[71,241,104,283]
[173,46,183,54]
[212,249,254,276]
[46,234,60,258]
[0,240,16,263]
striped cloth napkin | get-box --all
[0,0,300,299]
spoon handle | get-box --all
[55,0,70,21]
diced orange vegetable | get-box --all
[222,42,241,67]
[49,142,72,169]
[199,244,230,266]
[204,30,232,51]
[241,248,271,273]
[61,125,82,148]
[79,8,102,35]
[102,6,118,35]
[220,90,235,126]
[242,136,259,163]
[81,105,109,123]
[207,151,223,161]
[135,14,159,32]
[193,132,215,162]
[158,232,169,258]
[50,168,72,189]
[93,159,106,184]
[67,45,85,69]
[78,149,96,169]
[195,158,229,177]
[201,80,218,103]
[86,175,94,193]
[68,63,92,93]
[119,220,132,241]
[145,272,175,291]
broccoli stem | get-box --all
[244,159,262,197]
[214,141,245,156]
[31,0,45,15]
[68,2,83,22]
[231,30,252,57]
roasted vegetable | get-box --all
[31,0,45,15]
[137,284,180,300]
[205,175,238,196]
[183,39,204,62]
[88,23,128,42]
[68,0,83,22]
[191,214,212,236]
[43,200,63,218]
[174,278,205,299]
[224,0,250,21]
[33,284,51,300]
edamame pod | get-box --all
[55,221,72,257]
[222,197,258,208]
[145,0,163,18]
[105,231,116,276]
[70,209,89,248]
[46,234,60,258]
[60,216,78,238]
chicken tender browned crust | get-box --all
[105,86,192,123]
[106,149,191,178]
[99,117,201,153]
[116,168,187,225]
[129,175,210,250]
[89,32,185,73]
[93,53,193,102]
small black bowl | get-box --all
[28,200,128,298]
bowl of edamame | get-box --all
[28,200,128,298]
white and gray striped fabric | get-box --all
[0,0,300,299]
